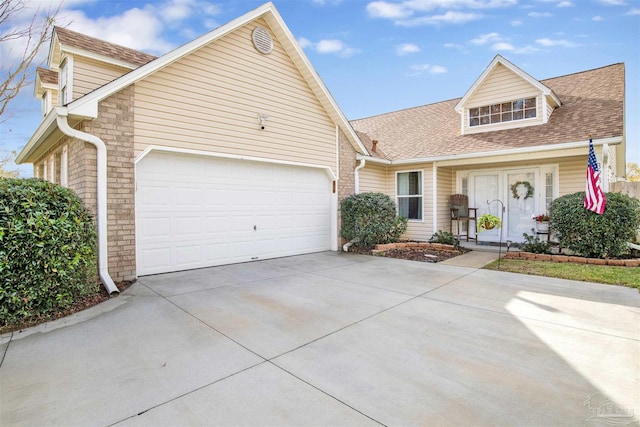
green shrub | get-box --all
[340,192,408,249]
[0,178,98,326]
[520,229,552,254]
[429,230,461,250]
[549,191,640,258]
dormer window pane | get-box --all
[469,97,536,127]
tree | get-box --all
[627,162,640,182]
[0,149,19,178]
[1,0,60,119]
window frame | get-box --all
[468,97,537,128]
[59,56,73,105]
[396,169,424,221]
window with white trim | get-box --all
[469,97,536,127]
[59,58,69,105]
[397,171,422,220]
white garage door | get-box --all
[136,151,332,275]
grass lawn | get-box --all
[483,258,640,290]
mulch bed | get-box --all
[350,242,468,263]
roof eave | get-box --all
[16,108,62,164]
[356,136,622,166]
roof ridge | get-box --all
[541,62,623,83]
[351,97,461,122]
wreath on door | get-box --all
[511,181,534,200]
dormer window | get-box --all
[59,58,71,105]
[41,91,49,117]
[469,97,536,127]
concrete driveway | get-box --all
[1,252,638,426]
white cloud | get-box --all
[409,63,448,75]
[367,1,412,18]
[398,0,516,11]
[597,0,626,5]
[528,11,553,17]
[429,64,448,73]
[298,37,360,57]
[511,19,522,26]
[557,1,574,6]
[316,39,345,53]
[444,42,465,48]
[592,15,604,20]
[470,32,501,45]
[536,38,577,47]
[395,43,421,55]
[491,42,515,51]
[366,0,514,25]
[312,0,343,5]
[626,8,640,15]
[53,0,223,55]
[398,10,482,26]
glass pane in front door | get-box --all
[507,171,536,240]
[472,174,500,240]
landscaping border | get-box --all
[505,251,640,267]
[372,242,459,255]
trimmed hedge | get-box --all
[549,191,640,258]
[0,178,98,326]
[340,192,407,249]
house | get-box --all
[16,2,625,292]
[351,56,625,245]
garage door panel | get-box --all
[136,151,332,275]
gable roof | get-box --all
[66,2,366,155]
[455,54,561,112]
[18,2,368,164]
[50,27,157,69]
[351,62,624,161]
[37,67,58,85]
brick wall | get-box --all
[338,129,357,247]
[81,85,136,282]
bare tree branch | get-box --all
[0,0,61,119]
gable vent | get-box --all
[252,27,273,54]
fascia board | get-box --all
[356,136,622,167]
[15,108,62,164]
[61,46,140,70]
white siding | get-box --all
[464,63,543,135]
[73,57,131,100]
[359,164,388,193]
[437,167,454,234]
[133,20,337,172]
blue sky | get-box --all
[1,0,638,176]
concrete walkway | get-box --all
[1,252,638,426]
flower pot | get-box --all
[535,221,549,233]
[484,222,495,230]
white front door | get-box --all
[506,170,538,241]
[468,168,540,243]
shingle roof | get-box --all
[54,27,157,67]
[37,67,58,85]
[350,63,624,160]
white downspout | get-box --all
[56,111,119,295]
[343,158,367,252]
[354,158,366,194]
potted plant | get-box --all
[532,213,550,233]
[477,213,502,232]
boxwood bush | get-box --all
[0,178,98,326]
[341,192,408,249]
[549,191,640,258]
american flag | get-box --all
[584,138,606,214]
